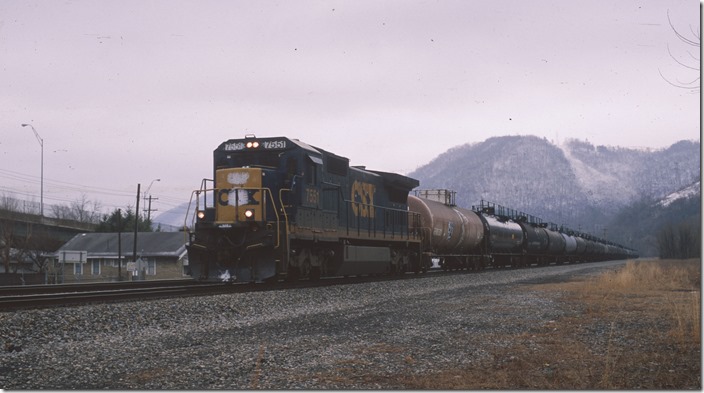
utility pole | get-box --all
[117,208,122,281]
[133,183,140,280]
[21,123,43,218]
[144,195,159,223]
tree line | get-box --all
[1,194,154,275]
[657,220,701,259]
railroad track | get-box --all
[0,279,198,296]
[0,262,591,311]
[0,269,436,311]
[0,281,228,311]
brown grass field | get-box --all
[398,258,701,389]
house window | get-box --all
[92,260,100,275]
[74,262,82,275]
[147,260,156,275]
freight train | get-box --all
[185,135,638,282]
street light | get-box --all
[144,178,161,199]
[21,123,43,217]
[143,178,160,223]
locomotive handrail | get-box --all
[278,187,292,254]
[183,178,214,230]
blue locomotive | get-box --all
[186,135,423,282]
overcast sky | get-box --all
[0,0,700,217]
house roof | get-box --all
[56,232,189,259]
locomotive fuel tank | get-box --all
[408,195,484,254]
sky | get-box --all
[0,0,700,219]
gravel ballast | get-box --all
[1,261,628,389]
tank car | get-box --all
[407,190,487,270]
[561,233,577,261]
[186,135,422,282]
[472,202,524,267]
[543,224,567,263]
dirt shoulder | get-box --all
[389,259,701,389]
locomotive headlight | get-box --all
[244,209,255,220]
[197,210,206,220]
[246,141,260,149]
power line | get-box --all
[0,168,135,198]
[0,168,192,213]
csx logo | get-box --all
[218,189,259,206]
[351,181,375,218]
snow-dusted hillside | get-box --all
[558,140,641,205]
[410,136,700,233]
[658,180,701,207]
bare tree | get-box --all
[0,220,14,273]
[0,193,23,214]
[1,192,39,215]
[659,9,700,92]
[50,194,103,223]
[658,221,701,259]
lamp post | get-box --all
[21,123,43,217]
[144,178,160,202]
[144,178,160,223]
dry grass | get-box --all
[389,259,701,389]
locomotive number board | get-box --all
[223,139,288,151]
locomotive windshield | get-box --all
[215,150,282,169]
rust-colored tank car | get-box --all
[408,195,484,254]
[407,191,487,270]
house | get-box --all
[54,232,191,283]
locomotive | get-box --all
[186,135,423,282]
[185,135,638,282]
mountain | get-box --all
[152,203,191,232]
[606,180,700,257]
[152,195,207,232]
[408,136,700,253]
